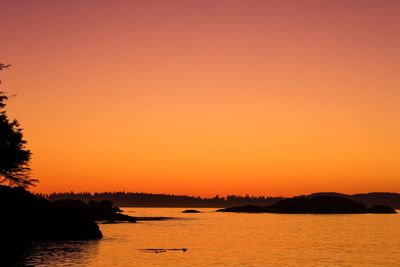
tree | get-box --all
[0,64,37,187]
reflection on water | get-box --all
[11,240,99,267]
[19,208,400,266]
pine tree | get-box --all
[0,64,37,187]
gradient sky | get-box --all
[1,0,399,196]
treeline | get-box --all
[41,191,400,208]
[42,192,284,208]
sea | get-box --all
[15,208,400,266]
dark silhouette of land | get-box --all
[182,209,201,213]
[0,185,102,261]
[44,191,400,208]
[44,192,284,207]
[216,196,397,214]
[0,185,176,254]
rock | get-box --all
[182,209,201,213]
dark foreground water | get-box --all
[14,208,400,266]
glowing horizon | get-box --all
[1,0,399,196]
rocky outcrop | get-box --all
[0,185,102,247]
[182,209,201,213]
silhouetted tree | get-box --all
[0,64,36,187]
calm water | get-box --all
[17,208,400,266]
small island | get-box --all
[216,196,397,214]
[182,209,201,213]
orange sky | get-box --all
[1,0,399,196]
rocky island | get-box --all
[182,209,201,213]
[217,196,397,214]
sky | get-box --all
[1,0,399,196]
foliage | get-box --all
[0,64,36,187]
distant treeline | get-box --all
[41,191,400,208]
[42,192,284,208]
